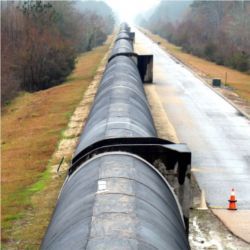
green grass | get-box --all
[28,169,50,193]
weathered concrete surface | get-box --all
[134,27,250,209]
[212,209,250,243]
[144,85,178,143]
[134,27,250,247]
[190,209,250,249]
[144,81,250,249]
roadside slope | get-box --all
[1,39,111,248]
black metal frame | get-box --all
[70,137,191,185]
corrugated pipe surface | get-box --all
[74,55,156,157]
[41,153,189,250]
[41,24,190,250]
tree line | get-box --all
[1,0,114,104]
[138,0,250,73]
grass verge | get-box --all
[141,28,250,102]
[1,42,110,248]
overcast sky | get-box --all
[104,0,161,22]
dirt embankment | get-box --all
[1,37,113,249]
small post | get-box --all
[225,72,227,85]
[57,156,64,176]
[198,189,208,210]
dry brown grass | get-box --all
[1,43,109,248]
[142,29,250,102]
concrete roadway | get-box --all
[134,28,250,210]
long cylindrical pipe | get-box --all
[41,153,189,250]
[41,24,190,250]
[74,54,157,158]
